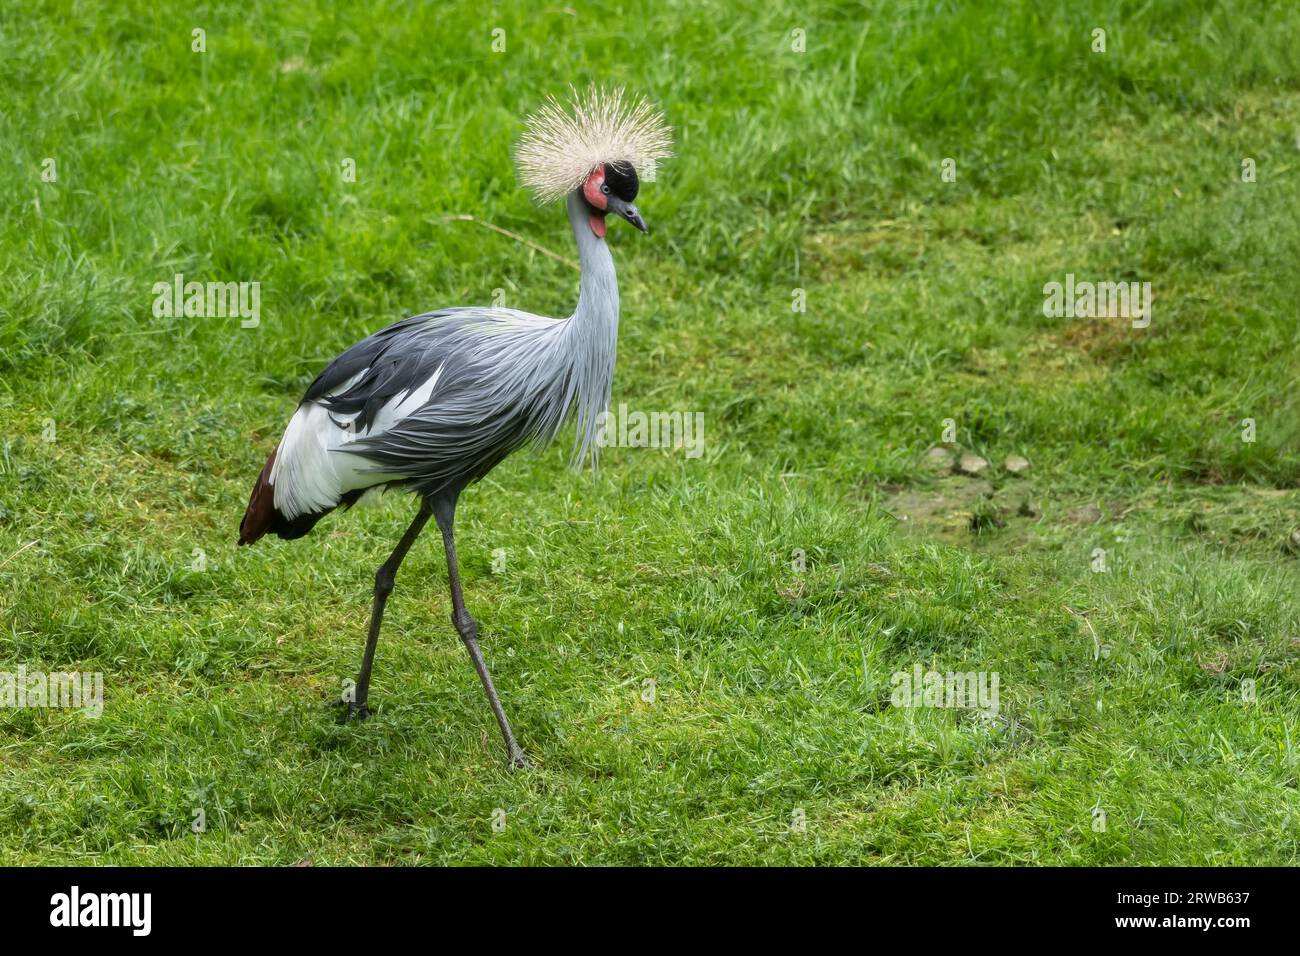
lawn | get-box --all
[1,0,1299,864]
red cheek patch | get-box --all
[583,167,608,210]
[589,213,607,238]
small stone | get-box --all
[922,446,954,470]
[1286,529,1300,554]
[1069,504,1103,525]
[957,453,989,477]
[1004,454,1031,475]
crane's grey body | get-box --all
[239,88,669,770]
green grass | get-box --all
[2,0,1300,864]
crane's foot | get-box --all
[346,701,371,722]
[507,747,532,772]
[327,693,371,722]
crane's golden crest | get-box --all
[516,86,673,204]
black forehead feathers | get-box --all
[603,162,639,201]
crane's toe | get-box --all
[329,695,371,722]
[347,702,371,721]
[508,749,532,772]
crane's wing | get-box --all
[239,307,566,544]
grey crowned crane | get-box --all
[238,88,672,769]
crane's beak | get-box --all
[607,196,648,233]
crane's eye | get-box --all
[600,183,610,195]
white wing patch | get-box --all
[270,366,443,519]
[365,365,441,434]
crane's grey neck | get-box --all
[568,190,618,320]
[560,190,619,468]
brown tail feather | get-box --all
[238,450,279,546]
[239,449,337,544]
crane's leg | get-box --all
[433,494,530,770]
[349,499,433,720]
